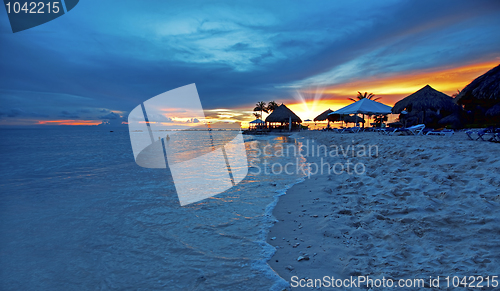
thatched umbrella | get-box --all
[438,113,464,129]
[328,114,342,122]
[265,104,302,130]
[454,64,500,125]
[485,103,500,124]
[314,109,333,121]
[486,103,500,117]
[455,64,500,108]
[342,115,365,124]
[392,85,456,126]
[314,109,339,128]
[387,121,403,128]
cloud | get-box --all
[250,49,274,65]
[0,108,49,118]
[229,42,250,51]
[0,0,499,127]
[58,110,80,119]
[97,112,127,126]
[145,114,173,123]
[98,112,121,119]
[186,118,200,123]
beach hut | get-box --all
[265,104,302,131]
[249,119,264,130]
[486,103,500,124]
[314,109,334,122]
[455,64,500,125]
[315,109,343,122]
[438,113,464,129]
[314,109,338,128]
[387,121,403,128]
[392,85,458,127]
[330,98,392,127]
[486,103,500,117]
[342,115,365,124]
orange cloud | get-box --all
[135,60,498,127]
[288,60,499,120]
[37,120,102,126]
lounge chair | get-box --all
[493,131,500,142]
[407,124,426,135]
[426,129,454,137]
[378,128,398,135]
[465,127,498,141]
[388,124,425,136]
[341,126,361,133]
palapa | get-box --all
[265,104,302,123]
[392,85,455,114]
[314,109,334,121]
[455,64,500,107]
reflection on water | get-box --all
[163,130,240,164]
[0,128,307,291]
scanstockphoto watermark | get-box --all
[248,139,379,177]
[290,275,499,289]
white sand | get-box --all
[267,131,500,290]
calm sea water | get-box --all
[0,127,305,291]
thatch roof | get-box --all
[328,113,342,122]
[388,121,403,127]
[486,103,500,117]
[314,109,333,121]
[265,104,302,123]
[249,119,264,124]
[455,64,500,105]
[438,113,464,129]
[392,85,455,114]
[342,115,365,123]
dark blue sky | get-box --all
[1,0,500,125]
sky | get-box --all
[1,0,500,126]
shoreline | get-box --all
[261,175,306,291]
[249,133,309,291]
[266,131,500,290]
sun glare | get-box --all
[286,60,499,121]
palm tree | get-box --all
[254,101,268,120]
[267,101,278,113]
[253,112,261,119]
[347,92,380,128]
[348,91,380,102]
[451,89,461,98]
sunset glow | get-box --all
[37,120,102,126]
[286,61,499,120]
[6,60,497,127]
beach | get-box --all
[267,131,500,290]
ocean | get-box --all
[0,127,306,290]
